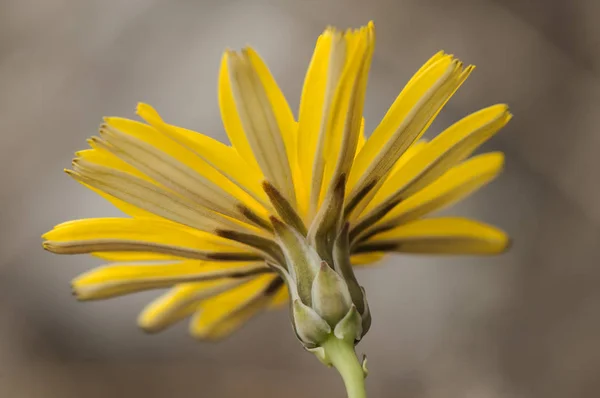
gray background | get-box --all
[1,0,598,397]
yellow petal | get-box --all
[349,54,455,190]
[75,147,158,219]
[406,51,447,86]
[291,150,310,220]
[91,252,180,262]
[364,217,509,254]
[68,162,255,235]
[350,252,385,266]
[363,105,511,215]
[138,279,251,333]
[98,125,245,221]
[378,152,505,227]
[220,50,296,203]
[388,139,428,176]
[315,23,375,215]
[102,117,268,220]
[136,105,271,214]
[355,118,367,156]
[219,52,263,173]
[366,140,428,212]
[43,218,256,259]
[189,274,280,339]
[348,56,473,216]
[73,261,269,300]
[245,48,298,179]
[317,24,375,212]
[268,284,289,309]
[296,32,334,212]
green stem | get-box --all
[322,337,366,398]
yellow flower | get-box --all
[43,21,510,341]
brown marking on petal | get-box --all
[215,229,284,265]
[236,204,274,232]
[262,181,307,236]
[349,198,402,244]
[344,179,377,218]
[43,240,262,262]
[264,277,284,296]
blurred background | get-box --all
[1,0,599,397]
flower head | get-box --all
[43,21,510,346]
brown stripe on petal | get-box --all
[307,174,346,266]
[350,224,395,250]
[355,236,509,255]
[262,181,307,236]
[215,229,284,264]
[344,179,377,219]
[349,197,402,244]
[72,263,272,301]
[65,167,248,235]
[236,204,274,233]
[353,242,400,254]
[264,277,285,296]
[43,240,262,262]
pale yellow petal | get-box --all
[102,117,269,222]
[98,126,241,220]
[68,162,256,235]
[136,106,271,216]
[245,48,297,177]
[221,50,296,203]
[75,147,158,219]
[219,52,263,172]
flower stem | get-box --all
[322,337,366,398]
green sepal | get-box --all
[271,216,322,305]
[333,223,365,314]
[307,346,332,367]
[311,262,353,326]
[292,299,331,346]
[334,304,363,342]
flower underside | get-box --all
[43,22,510,341]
